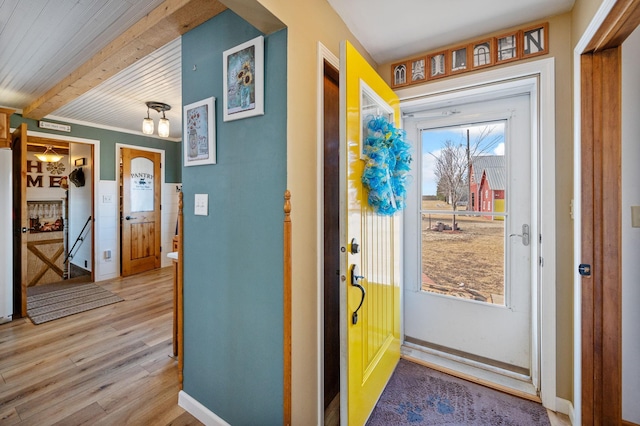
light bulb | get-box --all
[158,116,170,138]
[142,117,154,135]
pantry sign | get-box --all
[130,157,154,212]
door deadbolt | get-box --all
[350,238,360,254]
[578,264,591,277]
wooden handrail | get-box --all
[283,190,292,426]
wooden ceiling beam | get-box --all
[22,0,227,120]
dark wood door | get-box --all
[580,49,622,425]
[12,123,27,317]
[323,60,340,410]
[579,1,640,423]
[121,148,161,277]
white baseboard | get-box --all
[178,390,230,426]
[555,397,574,424]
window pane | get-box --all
[130,157,154,212]
[420,123,506,304]
[421,210,505,304]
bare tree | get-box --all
[433,140,467,229]
[431,125,503,230]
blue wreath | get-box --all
[361,115,412,215]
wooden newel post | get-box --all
[283,190,292,426]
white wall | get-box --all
[96,180,118,281]
[95,145,180,283]
[621,25,640,425]
[26,153,68,201]
[161,182,180,264]
[0,149,12,322]
[68,143,93,272]
[94,179,179,283]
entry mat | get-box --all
[367,359,550,425]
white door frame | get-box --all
[396,58,557,410]
[15,129,101,281]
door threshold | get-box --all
[404,335,529,376]
[402,341,540,403]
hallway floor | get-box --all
[0,267,201,425]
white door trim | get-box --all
[16,129,101,282]
[396,58,557,410]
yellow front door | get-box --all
[340,41,401,425]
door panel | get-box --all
[12,124,27,317]
[404,94,534,376]
[580,49,622,425]
[323,62,341,410]
[121,148,161,276]
[340,41,401,425]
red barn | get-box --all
[469,155,505,220]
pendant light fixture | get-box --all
[35,145,63,162]
[142,101,171,137]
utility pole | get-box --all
[466,128,471,212]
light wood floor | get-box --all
[0,267,202,426]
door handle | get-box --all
[350,264,366,325]
[125,216,137,220]
[509,224,530,246]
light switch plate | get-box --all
[632,206,640,228]
[194,194,208,216]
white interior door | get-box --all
[403,93,537,387]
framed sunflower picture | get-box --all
[223,35,264,122]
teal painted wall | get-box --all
[10,114,182,182]
[181,11,287,425]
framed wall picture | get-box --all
[496,32,520,63]
[522,23,548,58]
[472,39,494,69]
[391,61,409,88]
[183,97,216,166]
[223,35,264,121]
[428,51,448,79]
[410,57,426,83]
[449,46,469,74]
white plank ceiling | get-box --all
[52,37,182,140]
[1,0,576,142]
[0,0,183,139]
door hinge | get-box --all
[160,246,162,252]
[539,257,544,267]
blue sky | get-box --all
[421,122,505,195]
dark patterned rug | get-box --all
[27,282,123,325]
[366,359,550,425]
